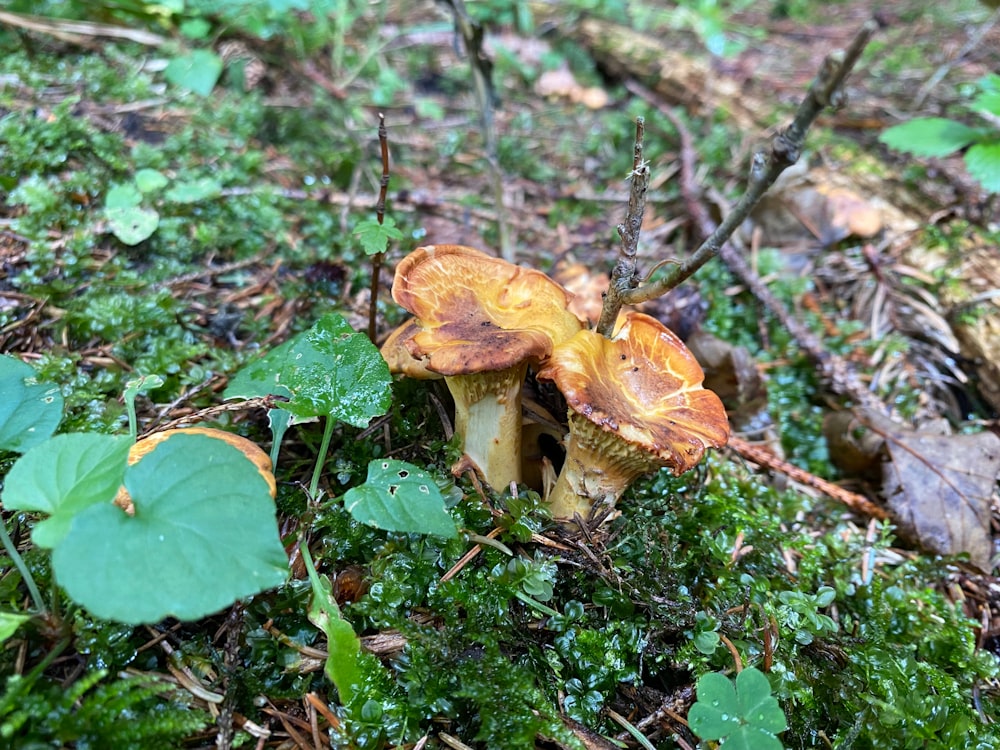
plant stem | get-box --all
[308,416,337,499]
[0,516,46,613]
[368,113,391,344]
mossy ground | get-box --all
[2,1,999,748]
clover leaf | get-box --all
[688,667,788,750]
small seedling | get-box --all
[104,170,223,245]
[688,667,788,750]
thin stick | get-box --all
[440,0,513,261]
[367,113,390,343]
[595,19,878,327]
[595,117,649,337]
[729,436,888,519]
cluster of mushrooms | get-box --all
[381,245,730,525]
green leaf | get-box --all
[304,551,362,704]
[688,672,741,740]
[52,433,288,624]
[722,726,785,750]
[134,169,169,193]
[735,668,787,734]
[164,177,222,204]
[0,612,33,644]
[105,183,142,209]
[2,434,131,549]
[353,217,404,256]
[971,91,1000,117]
[694,630,721,655]
[163,50,223,96]
[106,206,160,245]
[344,460,457,538]
[0,355,63,453]
[225,313,392,427]
[879,118,980,158]
[965,141,1000,194]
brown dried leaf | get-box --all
[867,411,999,571]
[685,329,771,434]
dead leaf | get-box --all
[865,411,999,571]
[686,329,770,434]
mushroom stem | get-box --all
[546,413,657,521]
[446,363,527,490]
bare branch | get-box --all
[595,117,650,336]
[367,113,391,343]
[618,19,878,308]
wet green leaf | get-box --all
[344,459,457,538]
[0,354,63,453]
[2,433,131,549]
[52,433,288,623]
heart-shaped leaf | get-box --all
[52,433,288,624]
[2,433,131,548]
[0,354,64,453]
[106,205,159,245]
[688,672,741,739]
[225,313,392,428]
[735,667,788,735]
[343,459,457,538]
[134,168,169,193]
[164,50,223,96]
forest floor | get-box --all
[2,1,1000,749]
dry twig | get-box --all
[596,20,879,331]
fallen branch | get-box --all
[596,19,879,331]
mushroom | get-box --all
[391,244,583,489]
[535,312,730,522]
[380,317,442,381]
[114,427,276,515]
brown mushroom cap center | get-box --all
[392,245,582,375]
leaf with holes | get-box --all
[0,354,64,453]
[344,459,457,538]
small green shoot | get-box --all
[301,544,363,705]
[688,667,788,750]
[0,355,64,453]
[353,216,404,256]
[104,170,223,246]
[343,459,458,538]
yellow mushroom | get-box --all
[536,312,730,523]
[391,244,582,490]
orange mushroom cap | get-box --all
[537,312,730,476]
[391,244,583,374]
[380,318,441,380]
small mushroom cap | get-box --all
[391,244,583,376]
[536,312,730,475]
[380,318,441,380]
